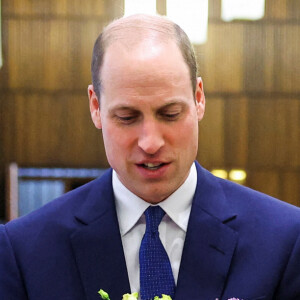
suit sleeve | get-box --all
[0,224,28,299]
[276,233,300,299]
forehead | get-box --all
[100,38,190,91]
[99,40,194,112]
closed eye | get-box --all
[157,102,186,121]
[115,115,138,124]
[158,108,183,121]
[110,106,140,125]
[161,112,181,120]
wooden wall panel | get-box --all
[7,19,104,91]
[1,94,108,168]
[3,0,52,15]
[208,0,300,21]
[203,23,244,93]
[248,99,277,168]
[52,0,106,16]
[288,0,300,19]
[243,25,276,93]
[247,171,300,207]
[243,25,266,92]
[274,99,300,168]
[6,20,107,92]
[265,0,300,20]
[248,98,300,168]
[0,18,9,89]
[208,0,221,19]
[44,20,81,90]
[263,26,276,93]
[198,97,225,167]
[1,95,17,163]
[224,97,248,167]
[274,25,300,93]
[3,0,106,16]
[247,171,281,199]
[265,0,288,19]
[282,172,300,207]
[7,19,47,89]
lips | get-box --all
[136,161,170,171]
[135,161,171,179]
[141,162,165,170]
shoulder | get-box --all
[195,162,300,233]
[196,161,300,213]
[219,175,300,223]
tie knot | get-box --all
[144,206,165,234]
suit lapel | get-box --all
[175,163,238,300]
[70,170,130,300]
[69,163,238,299]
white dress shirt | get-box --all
[113,163,197,295]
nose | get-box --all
[138,120,165,155]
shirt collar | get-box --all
[113,163,197,236]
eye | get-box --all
[163,113,180,121]
[159,109,181,121]
[158,103,185,121]
[115,114,138,125]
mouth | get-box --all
[138,162,167,171]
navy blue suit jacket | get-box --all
[1,162,300,300]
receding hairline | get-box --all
[91,14,198,101]
[102,14,177,46]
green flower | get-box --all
[98,289,172,300]
[122,292,139,300]
[98,289,110,300]
[98,289,139,300]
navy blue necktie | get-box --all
[139,206,175,300]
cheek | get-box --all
[176,120,199,160]
[174,117,198,144]
[102,124,135,157]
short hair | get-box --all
[91,14,198,102]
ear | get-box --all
[195,77,205,121]
[88,85,102,129]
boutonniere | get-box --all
[98,289,171,300]
[98,289,242,300]
[98,289,138,300]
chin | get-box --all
[139,187,173,204]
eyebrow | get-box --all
[108,98,190,113]
[158,101,188,110]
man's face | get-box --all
[89,38,205,203]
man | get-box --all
[1,14,300,300]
